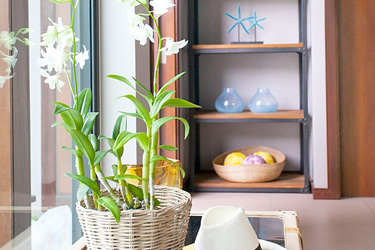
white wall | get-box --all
[310,0,328,188]
[100,1,137,175]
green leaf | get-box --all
[101,176,118,183]
[77,184,89,202]
[52,102,70,115]
[150,155,186,178]
[82,112,99,136]
[60,109,84,131]
[77,88,92,118]
[65,173,101,197]
[119,111,142,120]
[157,72,186,95]
[49,0,71,3]
[158,145,178,151]
[128,184,144,200]
[161,98,201,109]
[132,77,153,98]
[88,134,99,151]
[114,174,145,181]
[128,184,161,206]
[113,131,141,151]
[135,133,149,151]
[94,150,110,166]
[69,130,95,165]
[51,122,70,131]
[120,95,152,126]
[152,116,190,139]
[99,136,123,158]
[107,74,153,105]
[150,90,175,118]
[97,196,121,223]
[112,115,127,140]
[61,146,83,157]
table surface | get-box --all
[70,210,303,250]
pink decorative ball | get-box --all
[243,155,266,165]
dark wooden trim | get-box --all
[313,0,341,199]
[10,0,31,238]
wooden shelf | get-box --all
[194,172,306,191]
[194,110,304,122]
[193,43,304,54]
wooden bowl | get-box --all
[213,146,285,183]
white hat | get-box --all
[195,206,262,250]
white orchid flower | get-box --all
[150,0,175,16]
[160,37,188,56]
[75,45,89,69]
[127,9,146,27]
[0,74,14,88]
[43,72,65,91]
[129,23,154,45]
[38,45,69,73]
[41,18,77,47]
[0,31,17,50]
[118,0,146,7]
[1,47,18,73]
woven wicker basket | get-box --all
[76,186,192,250]
[213,146,285,183]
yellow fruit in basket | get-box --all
[224,152,246,166]
[254,151,275,164]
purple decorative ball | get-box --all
[243,155,266,165]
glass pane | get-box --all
[0,0,92,249]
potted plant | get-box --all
[1,0,199,248]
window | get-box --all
[0,1,98,248]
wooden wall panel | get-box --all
[157,0,179,159]
[339,0,375,197]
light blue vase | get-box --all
[248,87,278,113]
[215,88,244,113]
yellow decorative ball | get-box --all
[254,151,275,164]
[224,152,246,166]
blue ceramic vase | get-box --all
[215,88,244,113]
[248,88,278,113]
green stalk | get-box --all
[149,131,159,210]
[142,128,152,209]
[70,0,79,104]
[89,164,99,209]
[95,164,128,210]
[76,154,91,209]
[117,158,133,207]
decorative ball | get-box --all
[224,152,246,166]
[243,155,266,165]
[254,151,275,164]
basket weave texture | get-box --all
[213,146,285,183]
[76,186,192,250]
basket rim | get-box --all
[76,185,191,216]
[213,146,286,167]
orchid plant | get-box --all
[1,0,198,222]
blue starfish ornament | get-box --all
[247,10,266,32]
[225,4,252,35]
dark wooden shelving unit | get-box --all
[193,43,304,54]
[186,0,309,193]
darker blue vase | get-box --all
[248,87,278,113]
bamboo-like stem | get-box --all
[149,131,159,210]
[117,158,130,207]
[90,165,99,209]
[76,154,91,209]
[70,0,79,104]
[95,165,128,210]
[142,128,152,209]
